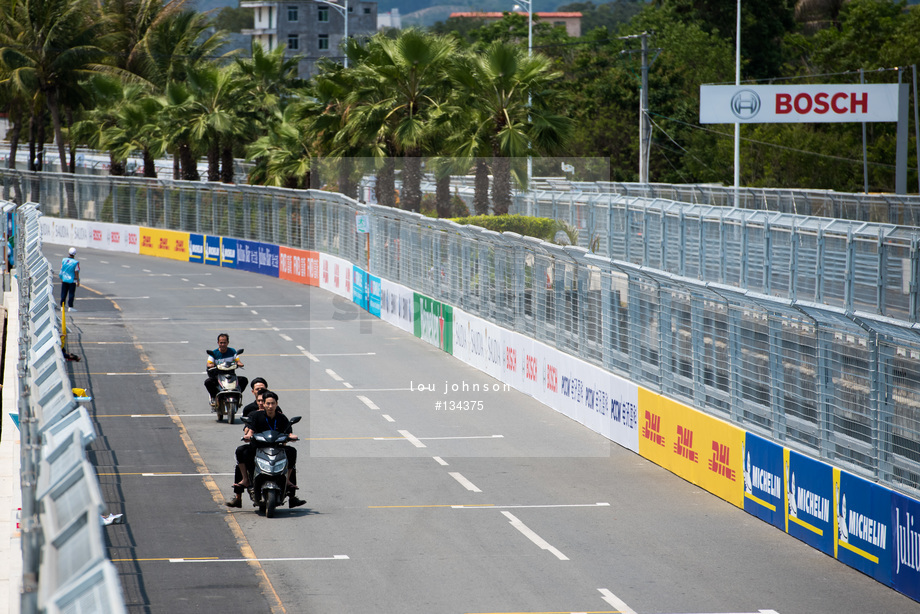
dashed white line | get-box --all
[343,382,353,389]
[298,347,319,362]
[227,294,235,298]
[325,369,344,382]
[502,511,568,561]
[181,278,189,282]
[169,555,350,563]
[240,302,248,306]
[449,472,482,493]
[453,503,610,510]
[357,395,379,410]
[598,589,637,614]
[432,456,449,466]
[381,414,395,422]
[251,310,259,315]
[397,430,426,448]
[279,334,293,341]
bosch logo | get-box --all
[731,89,761,119]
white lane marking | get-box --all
[325,369,344,382]
[449,472,482,493]
[418,435,504,441]
[227,294,235,298]
[381,414,395,422]
[251,310,259,315]
[343,382,353,389]
[181,278,189,282]
[272,326,281,331]
[81,317,172,321]
[454,503,610,510]
[263,319,271,324]
[357,395,379,410]
[240,302,248,306]
[100,372,203,376]
[598,589,637,614]
[397,430,426,448]
[101,261,110,264]
[85,341,189,345]
[198,283,206,287]
[122,265,131,268]
[141,472,234,477]
[313,352,376,356]
[433,456,449,466]
[77,296,150,300]
[279,334,293,342]
[215,304,303,308]
[300,350,320,362]
[142,269,151,272]
[169,555,349,563]
[502,511,568,561]
[315,387,409,392]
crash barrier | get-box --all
[10,203,127,614]
[2,169,919,325]
[18,168,920,601]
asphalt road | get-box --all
[52,245,920,614]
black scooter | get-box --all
[243,415,301,518]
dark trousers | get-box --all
[205,375,248,399]
[61,281,77,308]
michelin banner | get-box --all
[834,469,892,584]
[743,433,785,530]
[784,448,835,555]
[41,218,139,254]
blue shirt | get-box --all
[60,257,79,283]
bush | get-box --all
[449,214,557,242]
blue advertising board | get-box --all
[784,449,834,555]
[204,235,221,266]
[236,240,278,277]
[834,469,892,585]
[220,238,237,268]
[353,267,367,311]
[188,234,204,264]
[368,274,381,318]
[891,491,920,601]
[743,433,785,530]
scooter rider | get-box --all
[205,333,248,408]
[226,390,305,509]
[242,377,268,419]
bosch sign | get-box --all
[701,84,901,124]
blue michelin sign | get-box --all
[785,449,834,555]
[743,433,785,530]
[204,235,221,266]
[220,238,237,268]
[188,234,204,264]
[835,470,892,584]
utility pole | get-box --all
[639,32,650,184]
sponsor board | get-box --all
[279,246,319,285]
[783,448,834,555]
[220,238,237,268]
[700,84,902,124]
[380,278,414,334]
[188,234,204,264]
[638,389,743,507]
[40,218,140,254]
[204,235,221,266]
[353,267,368,311]
[742,433,785,529]
[413,293,452,354]
[367,274,382,318]
[236,240,279,277]
[139,227,189,261]
[892,491,920,601]
[319,253,353,299]
[834,469,892,583]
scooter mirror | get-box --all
[236,348,245,355]
[289,416,302,425]
[206,349,216,358]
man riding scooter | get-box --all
[226,390,306,509]
[205,333,248,422]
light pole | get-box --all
[513,1,533,209]
[316,0,349,68]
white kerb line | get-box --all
[502,511,568,561]
[597,588,637,614]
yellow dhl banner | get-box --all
[638,388,744,508]
[139,228,190,261]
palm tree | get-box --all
[451,41,572,214]
[182,63,245,182]
[246,105,313,189]
[345,30,456,212]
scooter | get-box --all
[244,415,301,518]
[206,348,244,424]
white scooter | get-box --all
[206,348,244,424]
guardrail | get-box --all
[10,202,127,614]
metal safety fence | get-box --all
[10,202,127,614]
[3,169,920,499]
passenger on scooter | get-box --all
[205,333,248,408]
[226,390,306,509]
[242,377,268,418]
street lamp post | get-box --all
[513,0,533,212]
[316,0,349,68]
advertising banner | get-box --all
[380,278,414,334]
[204,236,221,266]
[783,448,834,555]
[891,491,920,601]
[700,84,902,124]
[279,247,319,286]
[413,293,452,354]
[139,227,190,261]
[833,469,892,584]
[319,254,353,299]
[236,240,279,277]
[638,389,744,507]
[220,238,237,268]
[41,218,140,254]
[367,274,382,318]
[353,267,368,311]
[188,234,204,264]
[742,433,786,530]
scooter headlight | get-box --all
[256,457,273,473]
